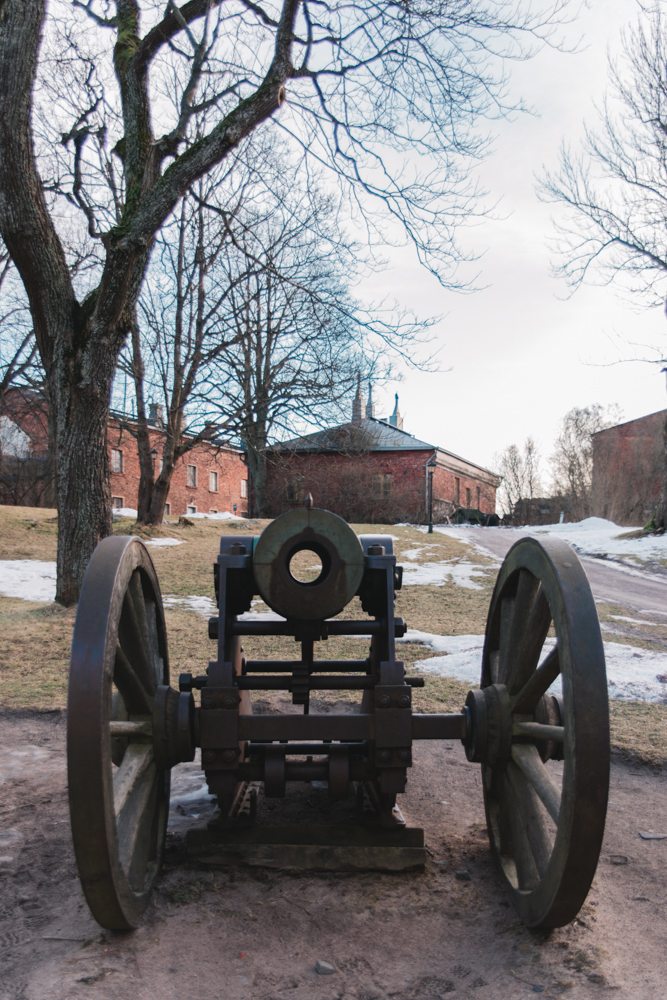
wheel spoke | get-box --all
[497,592,516,684]
[114,644,153,712]
[511,744,561,824]
[113,743,155,819]
[511,644,560,713]
[508,584,552,695]
[118,575,153,686]
[115,749,158,876]
[506,762,554,878]
[499,770,540,890]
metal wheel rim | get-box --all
[481,536,609,928]
[67,536,170,930]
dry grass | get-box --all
[0,505,665,766]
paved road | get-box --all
[452,526,667,618]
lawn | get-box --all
[0,504,665,765]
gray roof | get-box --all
[271,418,437,454]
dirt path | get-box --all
[2,710,666,1000]
[453,527,667,618]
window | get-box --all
[466,487,472,507]
[111,496,124,509]
[209,471,218,492]
[111,448,123,473]
[210,508,218,514]
[374,474,392,498]
[240,479,248,499]
[476,486,481,508]
[186,504,197,515]
[454,477,461,504]
[186,464,197,487]
[164,503,171,516]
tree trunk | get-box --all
[246,447,268,518]
[52,375,113,605]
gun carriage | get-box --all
[68,502,609,931]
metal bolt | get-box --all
[202,750,216,765]
[378,695,390,708]
[378,750,391,763]
[222,749,237,762]
[400,694,410,707]
[399,750,411,762]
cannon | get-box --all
[67,503,610,931]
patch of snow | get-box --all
[238,609,284,622]
[0,560,56,602]
[188,511,242,521]
[112,507,138,519]
[400,560,493,590]
[144,537,184,547]
[163,594,217,617]
[401,629,667,703]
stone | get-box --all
[315,960,337,976]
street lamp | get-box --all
[427,456,437,534]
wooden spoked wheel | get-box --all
[68,536,170,930]
[472,537,609,928]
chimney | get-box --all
[351,375,363,423]
[148,401,165,427]
[365,382,374,419]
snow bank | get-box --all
[145,537,184,547]
[528,517,667,562]
[400,629,667,703]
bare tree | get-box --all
[541,3,666,526]
[551,404,621,521]
[541,4,667,305]
[0,1,571,602]
[198,186,388,516]
[116,178,245,525]
[495,437,542,518]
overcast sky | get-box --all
[356,0,666,480]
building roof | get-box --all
[271,417,437,454]
[271,416,500,483]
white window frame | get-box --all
[186,504,197,515]
[111,448,123,473]
[209,470,219,492]
[240,479,248,499]
[111,496,124,509]
[186,464,197,487]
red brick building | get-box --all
[0,388,248,517]
[265,388,500,523]
[591,408,667,525]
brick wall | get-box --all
[266,448,498,523]
[107,420,248,517]
[592,409,666,525]
[431,463,497,516]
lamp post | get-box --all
[427,457,436,533]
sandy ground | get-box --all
[1,709,666,1000]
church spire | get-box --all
[351,374,363,422]
[365,381,374,419]
[388,392,403,429]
